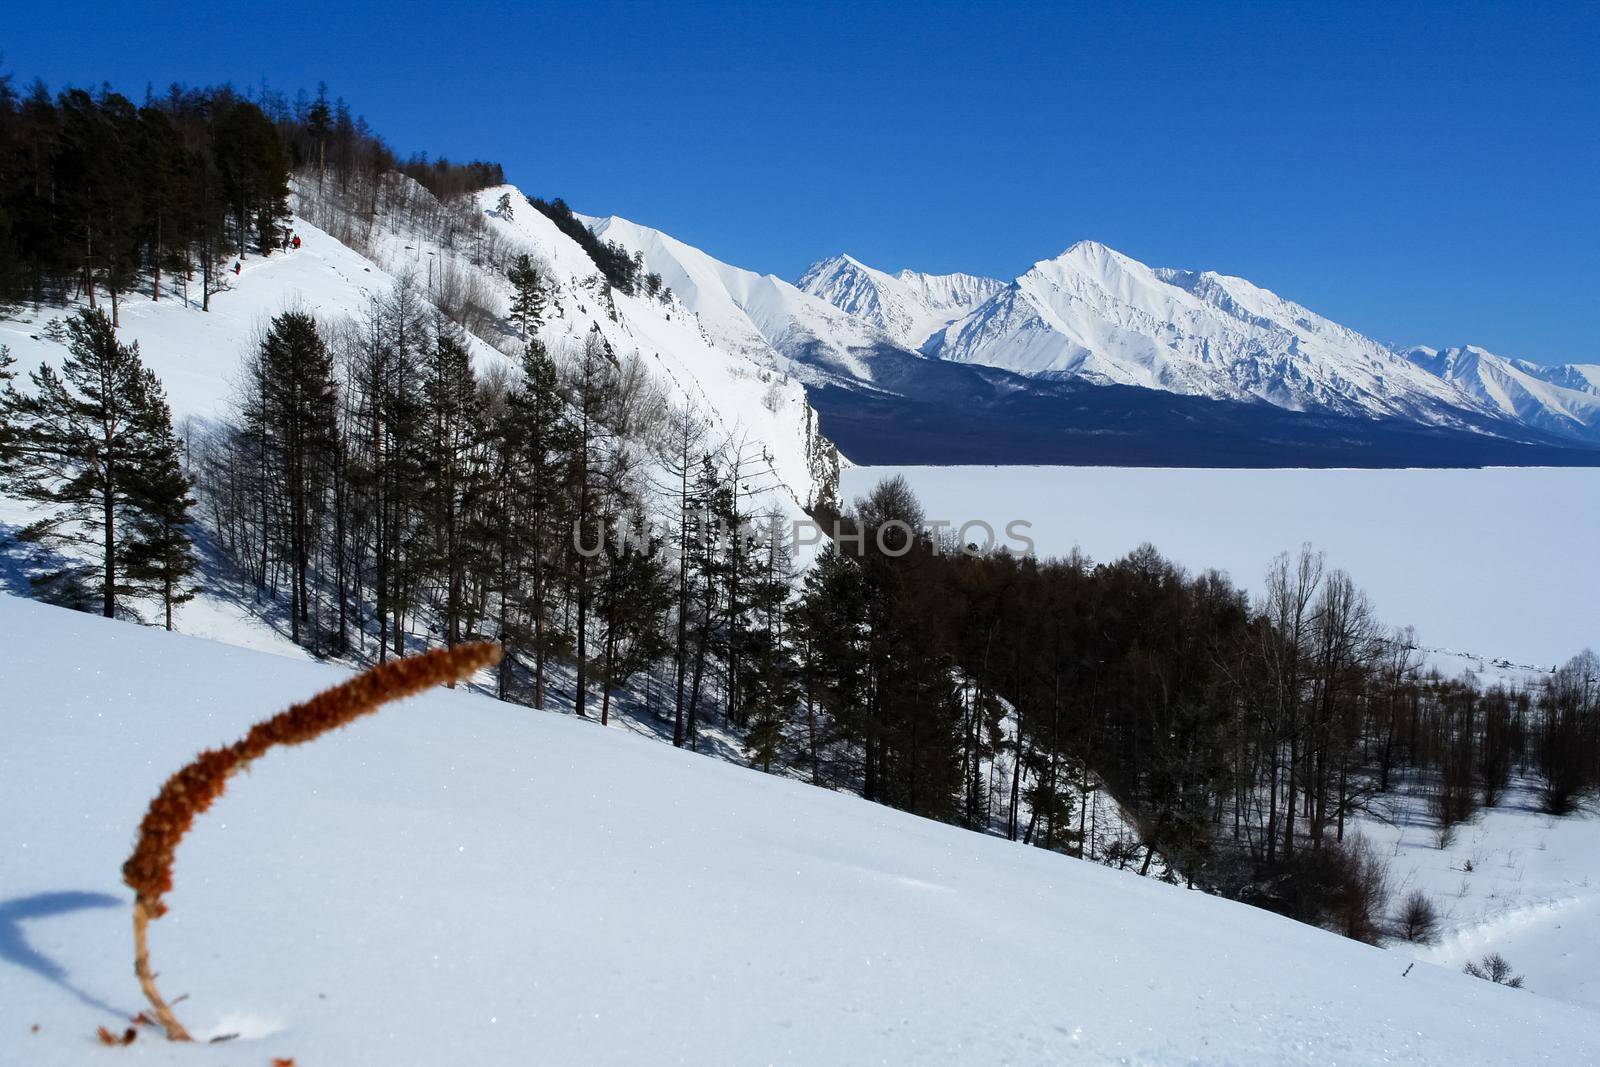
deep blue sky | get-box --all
[9,1,1597,362]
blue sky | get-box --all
[8,1,1597,362]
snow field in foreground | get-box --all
[2,593,1596,1064]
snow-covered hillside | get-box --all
[796,253,1003,349]
[1,180,839,523]
[585,214,895,385]
[1,179,849,648]
[1353,781,1600,1010]
[0,217,431,424]
[922,241,1487,424]
[842,464,1600,670]
[1404,345,1600,444]
[469,187,838,516]
[3,591,1595,1065]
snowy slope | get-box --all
[796,253,1003,349]
[1404,345,1600,444]
[3,592,1596,1065]
[467,188,838,517]
[584,214,901,385]
[1,179,846,643]
[922,241,1490,424]
[1354,780,1600,1010]
[0,218,428,655]
[0,217,436,424]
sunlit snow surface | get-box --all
[2,593,1597,1065]
[843,465,1600,670]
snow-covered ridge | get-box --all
[1402,344,1600,443]
[470,187,840,515]
[584,213,896,386]
[796,253,1003,349]
[2,178,843,523]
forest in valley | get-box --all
[3,75,1599,951]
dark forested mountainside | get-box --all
[0,72,502,315]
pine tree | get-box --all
[507,253,545,339]
[661,404,710,747]
[566,326,618,718]
[593,510,674,726]
[681,452,733,749]
[739,517,798,771]
[468,382,530,699]
[792,542,869,785]
[307,85,332,192]
[124,376,199,630]
[498,337,577,706]
[421,319,481,654]
[12,309,165,619]
[247,310,339,646]
[347,284,430,659]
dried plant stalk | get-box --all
[122,642,502,1040]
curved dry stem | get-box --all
[122,642,502,1039]
[132,900,191,1041]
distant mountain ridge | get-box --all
[796,254,1003,349]
[586,215,1600,466]
[1400,344,1600,443]
[795,240,1600,448]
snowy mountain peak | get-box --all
[796,253,1003,349]
[924,241,1493,423]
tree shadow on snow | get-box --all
[0,890,132,1017]
[0,521,78,599]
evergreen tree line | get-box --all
[0,78,289,316]
[0,71,506,316]
[0,311,197,626]
[790,481,1600,933]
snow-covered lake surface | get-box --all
[842,466,1600,671]
[4,592,1597,1065]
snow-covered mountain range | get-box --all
[810,240,1600,444]
[921,241,1486,424]
[795,253,1004,349]
[584,213,1599,461]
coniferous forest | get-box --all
[0,74,501,315]
[2,73,1598,952]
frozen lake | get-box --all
[841,466,1600,670]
